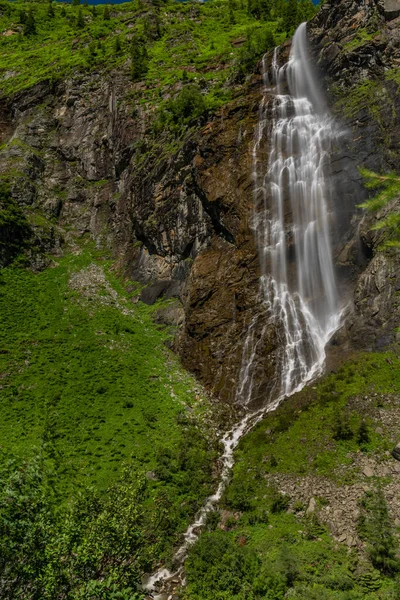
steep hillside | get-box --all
[0,0,400,597]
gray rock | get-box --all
[384,0,400,19]
[306,497,317,515]
[392,444,400,461]
[363,465,374,477]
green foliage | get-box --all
[283,0,300,35]
[270,489,290,513]
[76,7,85,28]
[332,410,353,441]
[237,25,276,77]
[47,1,54,20]
[165,84,207,126]
[24,7,36,35]
[0,247,220,596]
[0,182,31,266]
[0,0,318,115]
[184,351,400,600]
[359,487,399,575]
[0,457,149,598]
[184,531,266,600]
[359,168,400,248]
[357,419,370,447]
[131,34,148,81]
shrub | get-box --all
[357,419,370,447]
[164,84,207,126]
[332,410,353,441]
[185,531,261,600]
[270,490,290,514]
[236,25,275,78]
[367,489,399,574]
[0,182,31,266]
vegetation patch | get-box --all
[184,351,400,599]
[0,244,221,597]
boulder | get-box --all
[392,443,400,461]
[306,497,317,515]
[384,0,400,19]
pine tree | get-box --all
[283,0,298,34]
[24,9,36,35]
[61,5,66,17]
[19,8,27,24]
[131,35,148,81]
[114,35,122,54]
[91,5,97,17]
[103,5,110,20]
[228,0,235,24]
[259,0,271,20]
[367,487,399,575]
[72,0,80,5]
[47,1,55,19]
[76,7,85,27]
[298,0,316,21]
[357,420,370,447]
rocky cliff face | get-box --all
[1,0,399,405]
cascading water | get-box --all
[144,23,342,599]
[238,21,341,405]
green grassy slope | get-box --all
[0,0,316,106]
[0,245,216,494]
[0,243,224,597]
[184,352,400,600]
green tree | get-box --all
[283,0,299,34]
[0,182,31,266]
[364,487,399,575]
[76,6,85,27]
[228,0,235,23]
[61,5,66,17]
[131,35,148,81]
[23,8,36,35]
[91,4,97,16]
[19,8,27,23]
[332,410,353,441]
[72,0,80,5]
[103,5,111,20]
[298,0,316,21]
[357,420,370,447]
[114,35,122,54]
[47,0,55,19]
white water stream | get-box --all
[144,22,341,598]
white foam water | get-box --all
[144,22,342,598]
[238,22,341,404]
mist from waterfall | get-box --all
[238,22,341,405]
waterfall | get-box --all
[144,23,342,598]
[238,21,341,405]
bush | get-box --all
[156,84,207,132]
[0,182,31,267]
[185,531,261,600]
[236,25,275,78]
[367,488,399,575]
[357,419,370,447]
[332,410,353,441]
[270,490,290,514]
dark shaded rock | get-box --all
[140,280,170,305]
[392,443,400,461]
